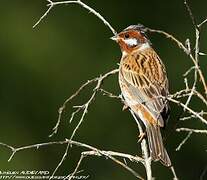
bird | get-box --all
[111,24,171,166]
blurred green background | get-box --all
[0,0,206,179]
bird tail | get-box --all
[146,124,171,167]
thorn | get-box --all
[185,38,191,54]
[199,52,206,56]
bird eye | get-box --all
[124,34,130,39]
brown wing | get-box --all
[119,48,169,127]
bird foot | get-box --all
[138,132,146,142]
[122,104,129,111]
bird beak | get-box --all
[110,34,119,41]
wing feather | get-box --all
[119,48,169,127]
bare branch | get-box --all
[130,110,153,180]
[170,88,207,106]
[176,127,207,151]
[176,131,192,151]
[33,0,117,35]
[198,18,207,27]
[170,166,179,180]
[49,68,119,137]
[0,139,145,162]
[184,0,198,29]
[66,153,85,180]
[176,128,207,134]
[50,141,70,180]
[32,1,53,28]
[147,28,207,95]
[167,97,207,125]
[49,77,98,137]
[0,140,144,180]
[183,66,196,77]
[180,111,207,121]
[99,88,121,99]
[147,28,188,53]
[66,150,144,180]
[69,107,82,123]
[68,69,119,140]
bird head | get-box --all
[111,24,151,54]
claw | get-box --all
[138,132,146,142]
[122,104,129,111]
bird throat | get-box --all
[121,42,150,56]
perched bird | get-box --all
[111,24,171,166]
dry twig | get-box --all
[176,128,207,134]
[0,140,144,180]
[50,68,119,138]
[33,0,117,35]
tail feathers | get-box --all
[146,125,171,167]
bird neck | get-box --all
[121,42,151,57]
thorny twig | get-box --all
[65,150,144,180]
[170,88,207,106]
[69,69,119,140]
[175,128,207,151]
[148,1,207,154]
[175,131,192,151]
[49,68,118,178]
[198,18,207,27]
[176,128,207,134]
[50,141,70,180]
[184,0,198,29]
[147,28,207,96]
[167,97,207,125]
[0,140,144,180]
[50,68,119,138]
[33,0,117,35]
[179,111,207,121]
[130,110,153,179]
[49,76,97,137]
